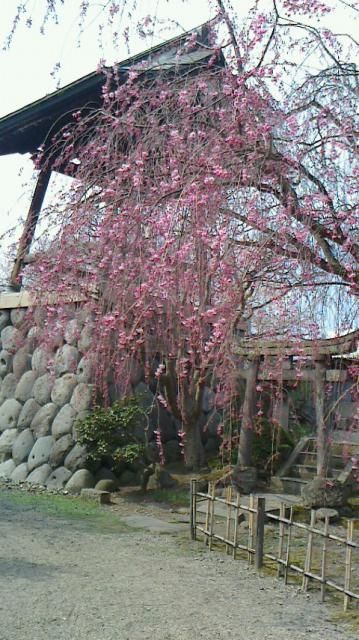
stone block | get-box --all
[301,476,350,508]
[0,351,13,379]
[51,374,78,407]
[64,319,81,346]
[30,403,58,438]
[54,344,79,376]
[0,373,17,403]
[10,462,29,483]
[15,370,37,403]
[0,458,16,479]
[66,469,95,494]
[315,507,339,523]
[46,466,72,489]
[70,383,94,412]
[95,479,118,492]
[52,403,77,439]
[81,488,111,504]
[76,356,93,383]
[0,398,22,432]
[31,347,50,376]
[0,310,10,332]
[231,466,258,494]
[1,326,22,353]
[10,308,27,328]
[12,429,35,466]
[78,324,94,353]
[0,429,18,455]
[26,463,52,485]
[32,373,54,405]
[49,433,74,467]
[17,399,40,430]
[64,443,88,472]
[12,347,32,380]
[27,435,55,471]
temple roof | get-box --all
[0,21,222,158]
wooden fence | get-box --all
[190,480,359,611]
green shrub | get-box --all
[75,397,147,474]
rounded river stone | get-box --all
[51,374,77,407]
[27,436,55,471]
[32,373,54,405]
[30,403,58,438]
[17,399,40,430]
[15,370,37,403]
[0,398,22,432]
[12,428,35,466]
[51,403,77,439]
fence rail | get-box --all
[190,479,359,611]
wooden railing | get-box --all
[190,480,359,611]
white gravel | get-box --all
[0,492,357,640]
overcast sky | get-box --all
[0,0,213,275]
[0,0,356,286]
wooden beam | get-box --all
[10,167,52,289]
[235,330,358,358]
[314,359,330,478]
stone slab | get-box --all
[81,488,111,504]
[122,514,187,534]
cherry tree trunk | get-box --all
[237,358,260,467]
[314,359,331,478]
[183,421,205,471]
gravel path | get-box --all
[0,491,356,640]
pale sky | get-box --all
[0,0,356,287]
[0,0,213,280]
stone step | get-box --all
[271,476,307,496]
[291,464,341,480]
[299,451,351,469]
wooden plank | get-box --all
[10,168,52,288]
[0,291,33,308]
[255,497,265,571]
[344,520,354,611]
[235,330,358,358]
[277,436,310,478]
[314,360,330,478]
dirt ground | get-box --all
[0,488,357,640]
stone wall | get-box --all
[0,294,197,492]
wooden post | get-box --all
[233,492,240,559]
[255,496,265,571]
[303,510,316,592]
[237,357,260,467]
[277,502,286,578]
[10,167,52,289]
[190,479,197,540]
[320,514,329,602]
[314,358,330,478]
[344,519,354,611]
[208,481,215,551]
[284,506,293,585]
[248,494,255,566]
[204,482,212,546]
[225,486,233,554]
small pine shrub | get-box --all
[75,396,147,474]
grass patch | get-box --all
[145,488,189,508]
[0,489,129,534]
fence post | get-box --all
[255,497,265,571]
[190,479,197,540]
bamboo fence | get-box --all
[190,479,359,611]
